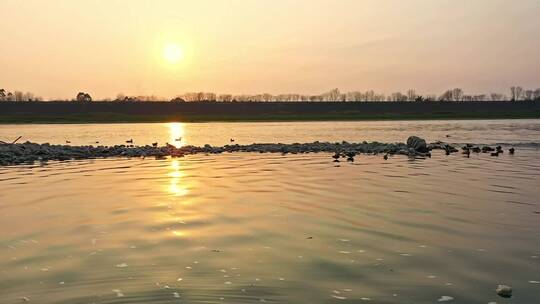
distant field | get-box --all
[0,101,538,123]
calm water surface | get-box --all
[0,119,539,147]
[0,120,539,304]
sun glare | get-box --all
[163,43,184,64]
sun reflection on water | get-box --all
[168,159,188,197]
[168,122,185,148]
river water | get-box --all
[0,120,539,303]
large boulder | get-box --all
[407,136,428,153]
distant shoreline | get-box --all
[0,101,538,124]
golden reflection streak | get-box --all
[168,159,189,198]
[168,122,186,148]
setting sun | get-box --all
[163,43,184,64]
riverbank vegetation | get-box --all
[1,87,540,103]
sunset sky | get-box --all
[1,0,539,100]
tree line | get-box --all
[106,87,540,102]
[0,88,42,102]
[1,87,539,103]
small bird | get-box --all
[332,153,340,162]
[175,137,182,142]
[126,139,133,144]
[509,147,515,155]
[95,141,100,144]
[383,154,389,160]
[65,140,71,144]
[444,147,451,155]
[230,138,235,142]
[152,142,158,147]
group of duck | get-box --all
[330,142,516,162]
[66,137,236,148]
[460,144,515,157]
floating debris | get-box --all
[496,285,512,298]
[437,295,454,302]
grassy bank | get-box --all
[0,101,538,123]
[0,112,538,124]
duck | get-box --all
[230,138,235,142]
[65,140,71,144]
[175,137,182,142]
[126,139,133,144]
[332,153,340,162]
[509,147,515,155]
[383,153,389,160]
[152,142,158,147]
[346,151,356,158]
